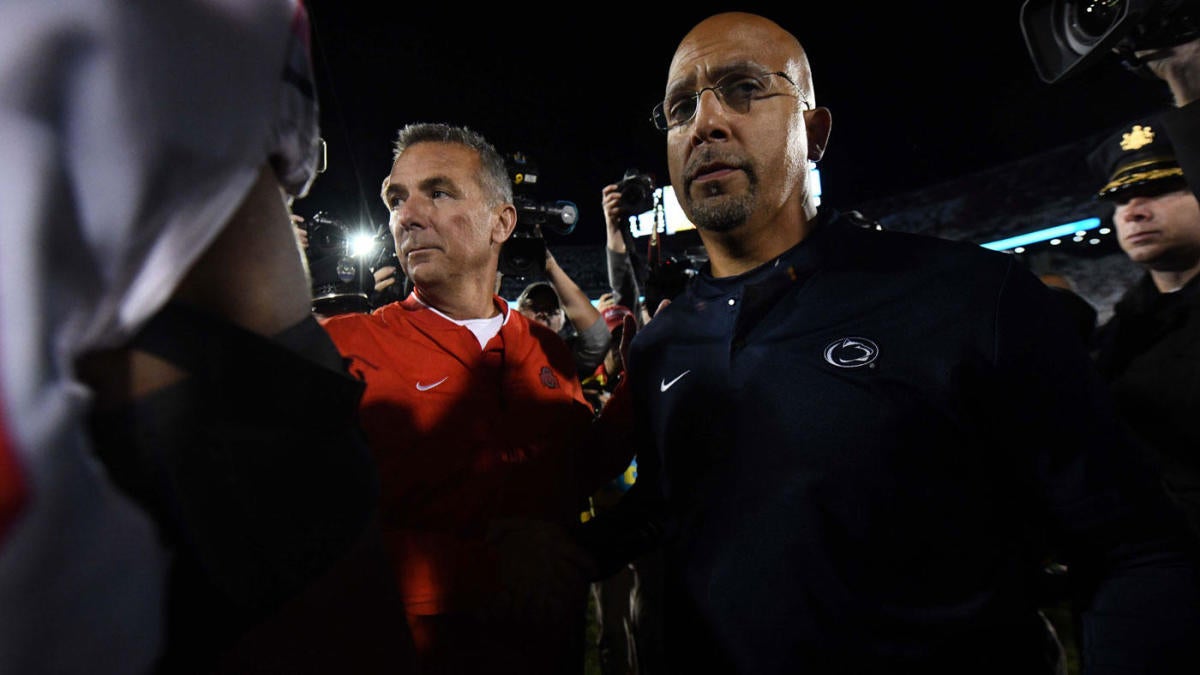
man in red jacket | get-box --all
[321,122,630,674]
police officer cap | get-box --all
[1087,116,1187,201]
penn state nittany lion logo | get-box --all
[823,337,880,369]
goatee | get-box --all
[690,190,753,233]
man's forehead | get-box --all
[384,142,476,190]
[665,56,776,90]
[668,16,796,86]
[394,142,473,172]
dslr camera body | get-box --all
[304,211,397,315]
[1021,0,1200,82]
[616,169,656,215]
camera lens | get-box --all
[617,171,655,214]
[619,183,647,210]
[1067,0,1123,45]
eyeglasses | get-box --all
[651,71,808,132]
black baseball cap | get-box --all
[516,282,561,313]
[1088,116,1187,201]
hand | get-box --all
[373,266,397,293]
[649,298,671,323]
[291,213,308,249]
[482,517,596,626]
[596,292,616,312]
[1135,36,1200,106]
[615,312,637,377]
[602,184,632,254]
[601,184,628,233]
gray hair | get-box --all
[392,123,513,206]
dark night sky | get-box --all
[296,2,1172,247]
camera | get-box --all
[514,195,580,235]
[499,152,580,279]
[1020,0,1200,83]
[616,169,656,215]
[304,211,397,315]
[644,253,698,318]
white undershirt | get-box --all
[417,295,508,349]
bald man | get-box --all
[580,12,1200,674]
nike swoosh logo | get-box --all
[415,377,449,391]
[660,370,691,392]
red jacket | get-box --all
[323,294,600,612]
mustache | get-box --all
[684,150,749,185]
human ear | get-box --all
[805,107,832,162]
[493,204,518,245]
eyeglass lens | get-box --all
[653,72,797,131]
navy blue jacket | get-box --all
[582,208,1200,674]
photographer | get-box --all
[602,171,656,324]
[293,212,402,317]
[515,245,612,379]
